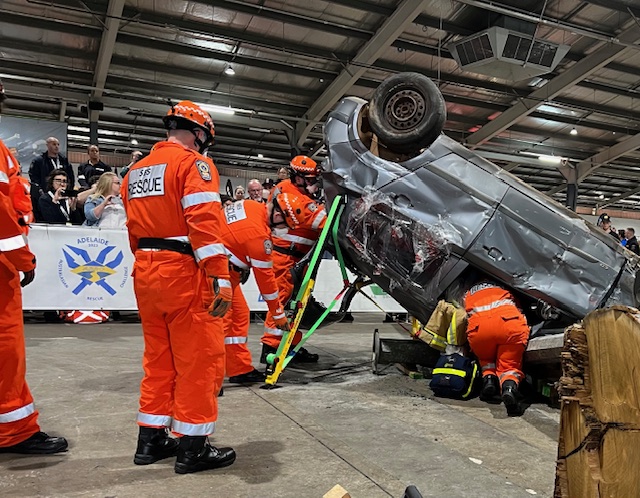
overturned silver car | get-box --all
[322,73,640,332]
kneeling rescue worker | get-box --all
[464,279,530,416]
[218,196,290,384]
[122,100,234,474]
[260,156,326,363]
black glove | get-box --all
[20,269,35,287]
[239,268,250,285]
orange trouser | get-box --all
[223,271,253,377]
[133,251,224,437]
[261,250,302,348]
[467,306,529,386]
[0,254,40,447]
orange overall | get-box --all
[0,140,39,447]
[262,180,326,348]
[464,282,530,386]
[219,199,286,377]
[9,173,33,233]
[122,140,230,437]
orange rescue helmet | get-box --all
[289,155,319,176]
[273,192,320,229]
[163,100,215,151]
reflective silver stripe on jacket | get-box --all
[250,258,273,269]
[469,299,517,315]
[225,336,248,345]
[0,234,27,251]
[0,402,35,423]
[277,233,316,245]
[272,312,286,320]
[228,251,249,270]
[136,411,172,428]
[311,210,327,230]
[172,419,215,436]
[262,291,278,301]
[0,170,9,184]
[264,327,284,336]
[194,243,227,262]
[181,191,220,209]
[217,278,231,289]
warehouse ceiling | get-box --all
[3,0,640,211]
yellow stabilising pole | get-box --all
[264,277,315,385]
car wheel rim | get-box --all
[384,89,426,131]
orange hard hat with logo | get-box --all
[163,100,215,150]
[289,155,319,176]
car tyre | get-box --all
[368,72,446,154]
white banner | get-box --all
[22,225,406,313]
[22,225,137,310]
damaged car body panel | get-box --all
[322,90,640,329]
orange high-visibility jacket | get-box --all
[219,199,285,319]
[269,179,326,256]
[0,140,35,271]
[464,282,519,317]
[10,174,33,231]
[122,141,229,279]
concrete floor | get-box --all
[1,314,559,498]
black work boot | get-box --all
[0,431,68,455]
[134,427,179,465]
[228,368,266,384]
[501,380,523,416]
[479,374,499,402]
[290,346,319,363]
[174,436,236,474]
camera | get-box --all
[62,188,79,197]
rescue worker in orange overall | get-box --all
[464,279,530,416]
[260,157,325,363]
[218,197,291,384]
[9,165,34,233]
[122,100,235,474]
[260,186,327,364]
[0,80,68,455]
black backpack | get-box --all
[429,353,479,399]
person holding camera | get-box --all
[84,172,126,228]
[37,168,83,225]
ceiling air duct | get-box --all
[446,26,570,81]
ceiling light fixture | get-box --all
[538,154,563,164]
[224,66,236,76]
[570,127,578,135]
[249,127,271,133]
[130,138,139,145]
[199,103,235,115]
[257,153,264,159]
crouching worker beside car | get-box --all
[463,279,530,416]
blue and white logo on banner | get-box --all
[58,236,130,301]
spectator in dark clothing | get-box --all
[597,213,620,241]
[29,136,75,189]
[119,150,143,179]
[78,144,111,187]
[38,169,83,225]
[29,137,75,221]
[625,228,640,255]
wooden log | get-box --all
[554,306,640,498]
[323,484,351,498]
